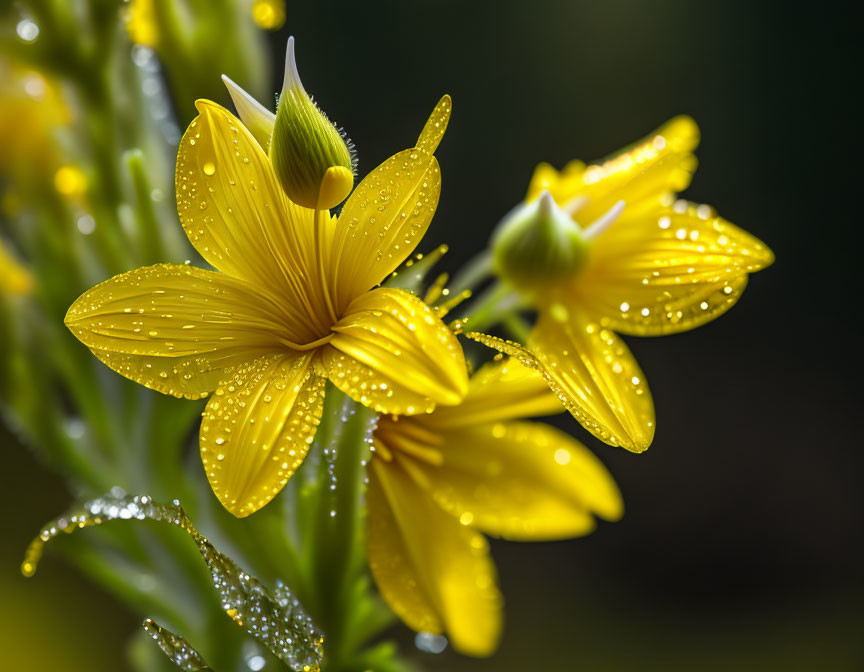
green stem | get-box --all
[449,249,493,294]
[308,388,378,670]
[503,311,532,342]
[461,280,523,332]
[125,149,168,266]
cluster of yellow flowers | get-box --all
[61,39,772,656]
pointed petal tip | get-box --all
[620,432,653,454]
[536,189,555,211]
[415,96,453,155]
[754,241,776,270]
[282,35,303,93]
[193,98,219,115]
[664,114,701,148]
[63,301,77,327]
[450,626,502,658]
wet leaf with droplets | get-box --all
[142,618,214,671]
[22,492,324,672]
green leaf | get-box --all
[142,618,214,671]
[22,491,324,672]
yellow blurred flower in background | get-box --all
[368,358,622,656]
[0,240,32,296]
[251,0,286,30]
[124,0,159,48]
[125,0,285,48]
[0,59,69,183]
[478,117,774,453]
[65,96,467,518]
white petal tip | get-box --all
[583,200,626,240]
[563,194,589,216]
[282,36,304,93]
[537,190,556,213]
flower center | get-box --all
[372,416,443,466]
[277,332,335,351]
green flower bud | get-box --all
[492,191,591,291]
[269,37,355,210]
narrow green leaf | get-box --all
[142,618,214,671]
[22,491,324,672]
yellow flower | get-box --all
[65,95,467,517]
[125,0,286,46]
[367,358,622,656]
[0,240,32,296]
[477,117,774,453]
[0,59,69,179]
[125,0,159,48]
[251,0,286,31]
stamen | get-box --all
[371,438,393,462]
[424,272,449,304]
[435,289,472,319]
[314,209,339,324]
[582,200,625,240]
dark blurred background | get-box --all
[3,1,860,670]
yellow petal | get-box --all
[320,347,436,416]
[324,288,468,414]
[366,461,442,637]
[65,264,285,398]
[529,116,700,224]
[530,309,654,451]
[429,357,564,428]
[177,101,333,341]
[393,420,622,541]
[330,149,441,303]
[525,160,584,204]
[465,309,655,453]
[367,459,502,656]
[575,201,774,335]
[201,353,325,517]
[416,95,452,155]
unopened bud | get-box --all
[269,37,354,209]
[492,191,591,291]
